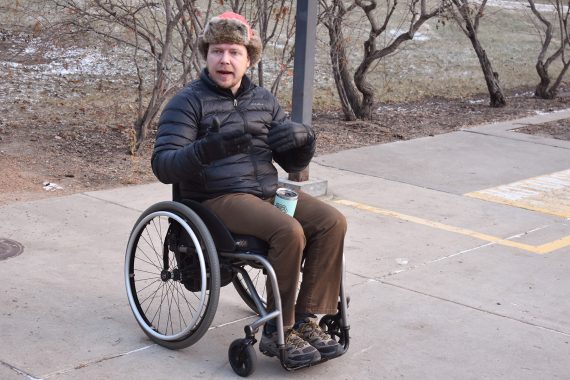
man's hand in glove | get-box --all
[267,120,314,153]
[195,118,252,164]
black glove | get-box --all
[195,118,252,164]
[267,120,314,153]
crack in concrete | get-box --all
[38,345,155,379]
[462,129,570,150]
[0,359,41,380]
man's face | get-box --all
[206,43,250,95]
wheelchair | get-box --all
[124,184,350,377]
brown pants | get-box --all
[203,191,347,328]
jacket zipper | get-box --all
[234,96,260,192]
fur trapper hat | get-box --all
[198,12,262,66]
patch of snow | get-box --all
[0,36,146,105]
[482,0,566,12]
[44,49,133,76]
[514,91,534,97]
[534,108,570,115]
[2,61,21,69]
[24,45,38,55]
[3,37,138,77]
[414,33,430,42]
[43,181,63,191]
[389,29,431,42]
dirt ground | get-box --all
[2,85,569,206]
[1,30,570,205]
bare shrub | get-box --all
[43,0,296,154]
[46,0,209,154]
[319,0,445,121]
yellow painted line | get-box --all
[465,169,570,218]
[535,235,570,254]
[334,199,570,254]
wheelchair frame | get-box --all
[124,186,350,377]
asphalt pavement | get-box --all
[1,110,570,379]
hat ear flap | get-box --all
[247,32,262,66]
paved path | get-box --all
[1,111,570,379]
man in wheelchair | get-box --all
[151,12,347,368]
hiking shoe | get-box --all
[259,329,321,367]
[296,319,340,359]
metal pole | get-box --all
[289,0,318,182]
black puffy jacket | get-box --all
[151,69,316,201]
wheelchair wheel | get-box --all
[232,265,268,314]
[228,338,257,377]
[319,314,341,342]
[125,201,220,350]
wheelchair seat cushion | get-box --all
[232,234,269,255]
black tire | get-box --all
[232,265,268,313]
[233,266,303,314]
[319,314,342,342]
[125,201,220,349]
[228,339,257,377]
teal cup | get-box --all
[273,188,299,217]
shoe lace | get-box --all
[285,329,310,349]
[298,320,331,341]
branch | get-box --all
[473,0,487,31]
[528,0,554,64]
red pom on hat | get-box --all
[216,12,253,39]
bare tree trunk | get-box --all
[469,34,506,107]
[535,61,553,98]
[353,60,376,119]
[257,60,264,87]
[132,87,176,151]
[321,0,359,120]
[331,41,359,121]
[448,0,506,107]
[528,0,570,99]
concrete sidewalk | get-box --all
[1,111,570,379]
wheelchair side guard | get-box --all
[180,198,270,255]
[180,198,236,252]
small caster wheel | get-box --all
[228,338,257,377]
